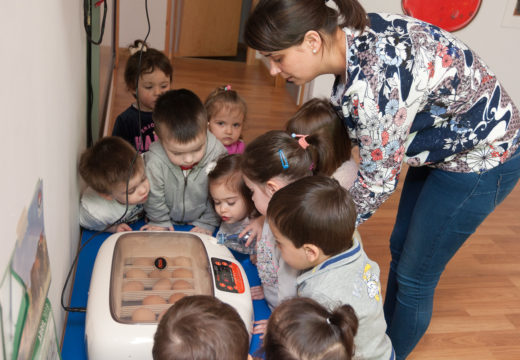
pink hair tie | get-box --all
[224,84,232,91]
[291,133,310,150]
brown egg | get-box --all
[125,268,147,279]
[153,278,172,291]
[171,268,193,278]
[171,256,192,267]
[123,281,145,292]
[168,292,187,304]
[172,280,193,290]
[142,295,167,305]
[149,269,172,278]
[131,307,156,322]
[133,257,153,266]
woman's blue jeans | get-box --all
[383,149,520,360]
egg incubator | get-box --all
[85,231,253,360]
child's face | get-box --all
[111,167,150,205]
[243,175,271,216]
[270,221,310,270]
[208,107,244,146]
[134,69,171,112]
[161,132,207,168]
[209,181,249,224]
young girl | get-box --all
[208,154,261,254]
[112,40,173,153]
[286,97,358,189]
[205,85,247,154]
[241,130,313,310]
[262,297,359,360]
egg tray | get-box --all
[108,233,214,324]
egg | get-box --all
[142,295,167,305]
[168,292,187,304]
[133,257,153,266]
[149,269,172,278]
[152,278,172,291]
[171,268,193,278]
[125,268,147,279]
[172,280,193,290]
[171,256,192,267]
[131,307,156,322]
[122,281,145,292]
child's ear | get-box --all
[265,177,286,196]
[302,244,321,263]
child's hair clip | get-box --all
[279,149,289,169]
[224,84,232,91]
[129,41,147,55]
[291,133,310,150]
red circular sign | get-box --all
[402,0,482,32]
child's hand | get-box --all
[249,254,257,265]
[240,215,264,247]
[190,226,212,235]
[250,285,265,300]
[253,319,268,339]
[115,223,132,232]
[140,224,174,231]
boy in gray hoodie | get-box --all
[144,89,227,234]
[266,176,394,360]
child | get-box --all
[78,136,150,232]
[144,89,227,234]
[112,40,173,153]
[153,295,252,360]
[263,297,359,360]
[204,84,247,154]
[266,175,393,360]
[208,154,261,254]
[286,97,358,189]
[241,130,313,309]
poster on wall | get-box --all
[0,179,61,359]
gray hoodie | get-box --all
[144,130,227,231]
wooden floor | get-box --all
[108,56,520,360]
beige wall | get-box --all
[310,0,520,101]
[1,0,86,337]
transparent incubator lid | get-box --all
[109,232,213,324]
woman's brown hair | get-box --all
[245,0,368,52]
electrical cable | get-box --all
[62,0,151,313]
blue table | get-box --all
[61,221,271,359]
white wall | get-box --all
[119,0,168,51]
[1,0,86,339]
[310,0,520,102]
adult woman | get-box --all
[245,1,520,359]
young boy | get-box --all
[153,295,252,360]
[144,89,227,234]
[78,136,150,232]
[266,176,394,360]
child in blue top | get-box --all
[112,40,172,153]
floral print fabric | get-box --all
[331,13,520,224]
